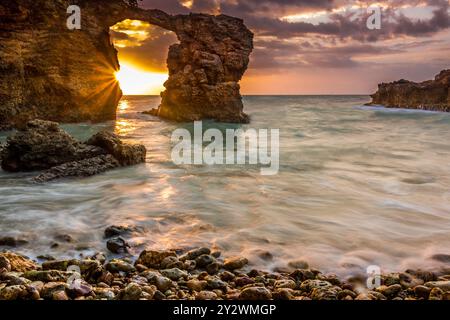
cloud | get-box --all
[118,0,450,93]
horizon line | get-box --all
[123,94,373,97]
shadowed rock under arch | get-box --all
[0,0,253,130]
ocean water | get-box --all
[1,95,450,277]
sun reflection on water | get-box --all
[118,100,130,111]
[114,119,135,136]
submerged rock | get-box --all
[0,120,146,182]
[104,225,136,238]
[368,69,450,112]
[0,236,28,247]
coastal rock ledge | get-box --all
[0,120,146,182]
[0,0,253,130]
[368,69,450,112]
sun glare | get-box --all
[115,63,168,95]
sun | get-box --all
[115,63,168,95]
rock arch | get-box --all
[0,0,253,130]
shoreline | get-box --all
[1,245,450,300]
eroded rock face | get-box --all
[368,70,450,112]
[0,0,253,129]
[0,0,123,130]
[155,14,253,123]
[1,119,146,182]
[87,131,146,166]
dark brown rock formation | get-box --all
[0,119,146,182]
[1,120,105,172]
[368,70,450,112]
[87,131,146,166]
[33,155,120,183]
[0,0,253,129]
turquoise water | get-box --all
[1,95,450,276]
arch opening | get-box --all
[110,19,177,97]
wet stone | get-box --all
[180,248,211,261]
[224,257,248,271]
[239,287,272,300]
[195,254,215,268]
[106,237,130,254]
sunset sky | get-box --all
[111,0,450,95]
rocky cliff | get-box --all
[368,70,450,112]
[0,0,253,130]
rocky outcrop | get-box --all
[368,70,450,112]
[33,155,120,183]
[0,120,146,182]
[0,120,105,172]
[0,0,253,129]
[87,131,146,166]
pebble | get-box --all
[52,290,69,301]
[155,276,173,292]
[414,285,431,299]
[272,288,294,300]
[160,256,182,269]
[0,285,26,300]
[206,262,221,275]
[207,279,227,291]
[195,254,215,268]
[195,290,218,300]
[161,268,188,281]
[425,280,450,291]
[136,250,176,268]
[121,283,142,300]
[0,256,11,272]
[224,257,248,270]
[180,248,211,261]
[274,279,297,290]
[106,259,136,273]
[187,280,208,292]
[376,284,402,298]
[106,237,129,254]
[1,246,449,301]
[429,287,444,300]
[235,276,255,287]
[239,287,272,300]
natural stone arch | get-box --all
[0,0,253,130]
